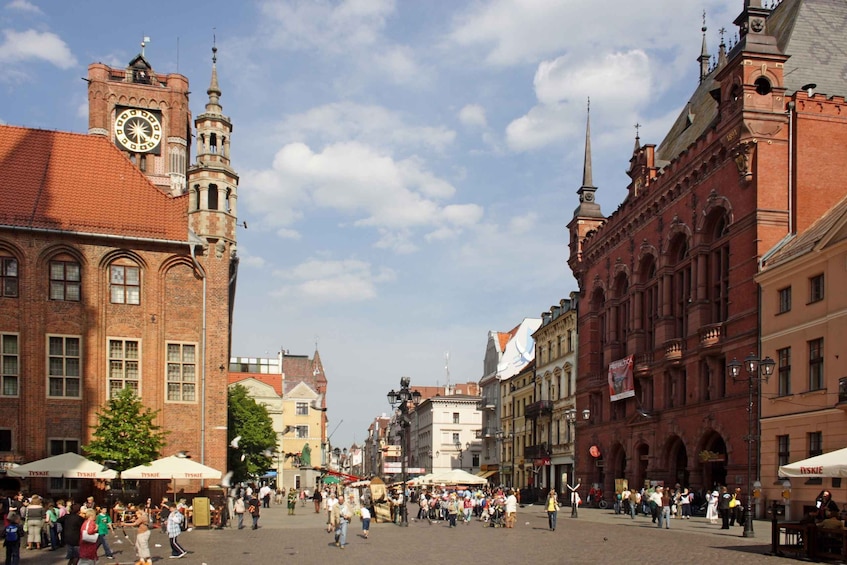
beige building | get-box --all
[531,295,578,494]
[502,362,535,490]
[757,195,847,519]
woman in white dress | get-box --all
[705,488,719,524]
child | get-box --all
[95,506,115,559]
[360,505,371,539]
[3,513,21,565]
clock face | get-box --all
[114,107,162,154]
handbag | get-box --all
[22,519,28,533]
[82,527,98,543]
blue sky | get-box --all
[1,0,741,449]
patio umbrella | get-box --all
[7,452,117,479]
[322,476,341,484]
[778,447,847,478]
[121,455,222,502]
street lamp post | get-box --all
[387,376,421,527]
[565,408,590,518]
[727,353,775,539]
[455,441,470,472]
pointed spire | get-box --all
[206,37,222,112]
[573,98,603,219]
[582,97,594,189]
[698,11,710,83]
[633,122,641,153]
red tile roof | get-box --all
[0,125,188,241]
[228,372,283,396]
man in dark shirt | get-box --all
[57,503,84,565]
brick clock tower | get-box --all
[87,45,192,195]
[83,43,238,476]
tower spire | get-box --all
[207,36,221,111]
[698,11,710,82]
[572,98,603,219]
[582,97,593,188]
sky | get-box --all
[1,0,743,450]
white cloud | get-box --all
[0,29,77,69]
[447,0,718,67]
[506,50,652,152]
[259,0,395,53]
[458,104,487,128]
[243,139,482,252]
[271,257,395,302]
[509,212,537,234]
[277,102,455,152]
[6,0,42,14]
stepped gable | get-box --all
[0,125,188,241]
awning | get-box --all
[476,470,497,480]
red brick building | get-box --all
[568,0,847,496]
[0,46,238,496]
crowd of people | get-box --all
[1,491,194,565]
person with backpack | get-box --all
[233,496,245,529]
[3,513,21,565]
[248,494,260,530]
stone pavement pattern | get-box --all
[13,504,802,565]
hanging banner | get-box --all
[608,355,635,402]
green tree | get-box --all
[228,384,277,483]
[84,387,168,470]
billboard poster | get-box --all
[608,355,635,402]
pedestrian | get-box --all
[57,503,83,565]
[719,486,732,530]
[78,508,99,565]
[233,496,245,529]
[95,506,115,559]
[22,494,44,550]
[334,497,352,549]
[504,489,518,529]
[312,489,322,514]
[325,492,338,533]
[158,499,170,534]
[681,487,692,519]
[259,484,271,509]
[706,487,719,524]
[447,494,459,528]
[546,489,559,531]
[287,488,297,516]
[3,513,21,565]
[166,503,187,558]
[360,504,370,539]
[629,488,639,519]
[248,493,260,530]
[660,486,671,529]
[123,508,152,565]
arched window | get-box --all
[704,210,730,323]
[668,234,691,338]
[638,255,657,350]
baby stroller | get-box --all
[489,503,506,528]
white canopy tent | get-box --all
[7,452,117,480]
[778,447,847,478]
[423,468,488,486]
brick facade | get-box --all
[0,48,236,497]
[567,1,847,497]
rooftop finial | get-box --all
[141,35,150,58]
[212,29,217,64]
[702,9,707,33]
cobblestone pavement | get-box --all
[15,503,803,565]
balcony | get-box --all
[664,338,685,363]
[477,397,496,411]
[699,323,724,349]
[525,400,554,419]
[523,444,550,460]
[478,427,498,438]
[634,352,653,376]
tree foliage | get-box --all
[83,387,168,470]
[227,384,277,483]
